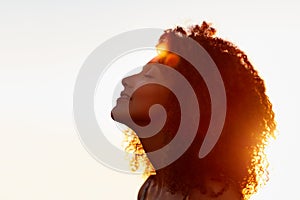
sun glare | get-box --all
[156,42,168,57]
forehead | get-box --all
[143,54,174,69]
[142,57,160,70]
[142,62,159,72]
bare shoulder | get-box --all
[138,176,242,200]
[187,179,242,200]
[138,175,187,200]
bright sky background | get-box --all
[1,0,300,199]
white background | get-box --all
[1,0,299,199]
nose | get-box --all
[121,76,130,87]
[121,74,138,88]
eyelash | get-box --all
[144,74,153,78]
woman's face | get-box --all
[111,58,172,127]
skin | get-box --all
[111,52,179,127]
[111,54,242,199]
[111,63,170,125]
[111,60,173,152]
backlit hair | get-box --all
[123,21,276,199]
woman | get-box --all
[111,22,276,200]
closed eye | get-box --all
[144,74,153,78]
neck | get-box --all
[146,150,205,195]
[148,164,239,198]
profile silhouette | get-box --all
[111,22,276,200]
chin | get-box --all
[111,105,128,126]
[111,106,120,122]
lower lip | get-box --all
[117,97,129,101]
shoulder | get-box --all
[187,179,242,200]
[138,176,154,200]
[138,175,186,200]
[138,176,242,200]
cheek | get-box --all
[129,85,171,124]
[132,85,170,106]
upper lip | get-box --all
[120,91,131,98]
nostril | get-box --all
[121,77,128,86]
[121,74,136,87]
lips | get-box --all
[120,91,131,99]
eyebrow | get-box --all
[142,63,152,71]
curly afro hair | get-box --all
[124,21,276,199]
